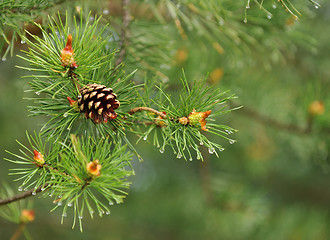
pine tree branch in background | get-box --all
[0,184,49,206]
[199,149,214,205]
[114,0,130,68]
[235,104,311,135]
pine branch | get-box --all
[114,0,130,68]
[128,106,167,118]
[0,184,49,206]
[234,103,315,135]
[9,222,25,240]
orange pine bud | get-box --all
[20,209,35,223]
[87,159,101,177]
[188,109,212,131]
[61,34,78,69]
[308,101,324,116]
[33,150,45,166]
[179,116,189,125]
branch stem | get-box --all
[10,223,25,240]
[114,0,130,68]
[128,107,166,118]
[234,103,311,135]
[0,184,49,206]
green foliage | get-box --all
[1,10,238,230]
[1,0,326,238]
[18,13,138,141]
[0,0,65,60]
[0,183,33,224]
[5,133,134,231]
[134,72,239,161]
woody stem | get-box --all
[0,184,50,206]
[10,222,25,240]
[67,68,81,93]
[128,107,167,118]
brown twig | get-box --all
[68,69,81,92]
[233,103,311,135]
[128,106,167,118]
[0,184,49,206]
[199,148,214,205]
[10,223,25,240]
[114,0,130,68]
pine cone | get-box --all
[77,83,120,124]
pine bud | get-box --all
[33,150,45,166]
[87,159,101,177]
[188,109,212,131]
[61,34,78,69]
[308,101,324,116]
[67,96,79,111]
[178,116,189,125]
[20,209,35,223]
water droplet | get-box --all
[109,201,114,205]
[208,148,215,154]
[58,201,62,206]
[143,135,147,141]
[35,91,40,95]
[177,153,182,159]
[219,148,225,152]
[159,148,164,153]
[40,187,45,191]
[89,16,95,21]
[62,212,67,217]
[49,190,54,197]
[67,127,71,131]
[21,40,26,44]
[100,210,105,215]
[114,198,122,204]
[219,19,224,26]
[63,112,68,117]
[78,215,83,219]
[272,4,276,9]
[2,57,7,61]
[103,9,110,15]
[18,187,23,191]
[315,5,319,9]
[267,14,272,20]
[246,5,250,9]
[200,141,204,146]
[225,130,233,134]
[32,191,37,195]
[89,210,94,215]
[24,188,28,192]
[68,202,73,207]
[51,176,55,180]
[106,211,110,215]
[189,157,193,161]
[244,19,247,24]
[229,139,236,144]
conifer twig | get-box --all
[0,184,49,206]
[128,107,167,118]
[10,222,25,240]
[235,104,311,135]
[114,0,130,68]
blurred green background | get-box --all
[0,0,329,239]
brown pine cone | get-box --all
[77,83,120,124]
